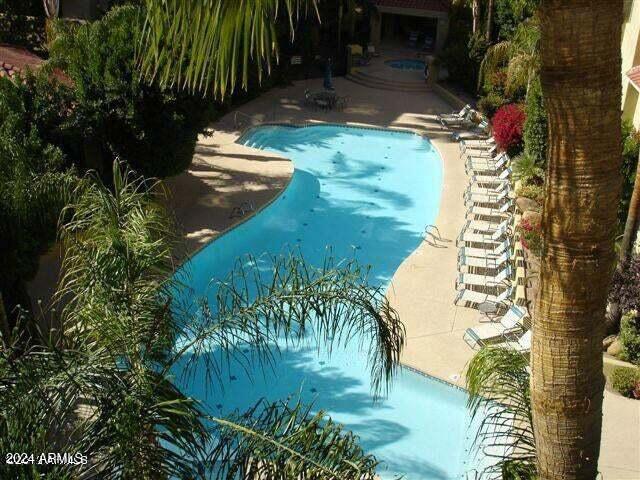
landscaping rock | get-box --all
[603,335,618,351]
[516,197,541,213]
[607,339,623,357]
[522,210,542,226]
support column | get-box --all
[435,16,449,53]
[370,12,382,49]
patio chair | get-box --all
[454,285,513,309]
[463,305,528,349]
[499,330,532,353]
[460,138,496,154]
[465,178,510,197]
[440,109,475,129]
[466,199,514,220]
[460,216,512,236]
[458,238,511,261]
[457,220,510,247]
[460,136,496,153]
[455,265,512,291]
[458,250,511,271]
[462,144,498,161]
[335,95,349,111]
[438,105,471,123]
[452,120,491,142]
[465,152,509,171]
[463,187,510,208]
[470,167,512,186]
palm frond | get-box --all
[207,398,378,479]
[172,252,405,398]
[466,347,536,479]
[139,0,319,96]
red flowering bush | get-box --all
[518,217,542,257]
[492,104,526,154]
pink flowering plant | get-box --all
[518,217,542,257]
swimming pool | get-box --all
[175,125,485,479]
[386,59,426,71]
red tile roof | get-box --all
[0,44,45,79]
[628,65,640,90]
[375,0,451,13]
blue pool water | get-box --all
[386,59,426,71]
[175,125,484,479]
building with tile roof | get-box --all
[622,0,640,128]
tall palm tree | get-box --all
[139,0,319,96]
[533,1,623,478]
[0,162,405,479]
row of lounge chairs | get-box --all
[444,120,531,353]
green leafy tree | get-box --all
[49,5,215,178]
[523,77,547,168]
[0,162,406,479]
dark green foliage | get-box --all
[523,78,547,168]
[619,120,640,228]
[610,366,640,398]
[49,6,215,178]
[437,7,485,94]
[0,73,78,322]
[620,311,640,365]
[494,0,538,40]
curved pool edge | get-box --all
[226,120,462,391]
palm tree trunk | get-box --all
[620,151,640,264]
[485,0,494,41]
[533,1,623,479]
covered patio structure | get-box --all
[370,0,450,53]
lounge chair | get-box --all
[458,250,510,270]
[452,120,491,141]
[454,285,513,309]
[457,220,510,246]
[499,330,532,353]
[460,216,511,236]
[458,239,511,260]
[466,200,514,220]
[463,188,510,207]
[463,305,528,349]
[441,109,475,129]
[460,137,495,153]
[462,144,498,160]
[456,265,512,290]
[465,154,510,176]
[438,105,472,123]
[470,167,511,186]
[465,178,510,197]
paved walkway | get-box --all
[29,72,639,478]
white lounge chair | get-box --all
[458,250,510,270]
[465,154,510,176]
[456,266,512,290]
[465,151,509,170]
[499,330,532,353]
[466,200,514,219]
[458,238,511,260]
[438,105,472,122]
[457,221,510,246]
[460,137,495,153]
[463,305,528,349]
[462,144,498,161]
[441,109,475,128]
[465,179,510,197]
[460,216,511,235]
[464,188,510,207]
[470,167,511,186]
[452,120,490,141]
[454,285,513,309]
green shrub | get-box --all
[513,153,544,184]
[523,78,547,168]
[0,73,79,321]
[49,5,215,179]
[620,311,640,365]
[610,366,640,398]
[516,183,544,204]
[478,92,507,119]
